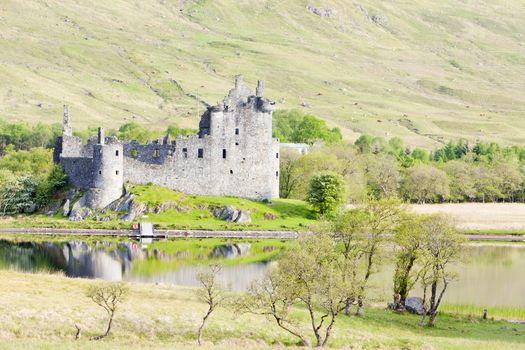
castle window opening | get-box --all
[115,150,119,156]
[116,170,119,175]
[153,149,160,158]
[235,128,239,135]
[230,170,233,174]
[235,142,239,146]
[198,148,204,158]
[276,152,279,159]
[222,149,227,159]
[276,171,279,177]
[98,170,102,175]
[183,148,188,158]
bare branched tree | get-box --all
[86,282,128,340]
[237,234,352,348]
[196,264,226,346]
[237,269,312,347]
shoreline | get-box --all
[0,227,524,242]
[0,227,299,239]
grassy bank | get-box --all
[440,304,525,322]
[463,229,525,236]
[0,270,524,350]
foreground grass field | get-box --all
[0,270,524,350]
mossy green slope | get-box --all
[1,0,525,147]
[130,184,316,231]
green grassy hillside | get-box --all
[1,0,524,147]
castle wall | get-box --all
[60,157,93,189]
[121,98,278,200]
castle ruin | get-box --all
[53,76,280,209]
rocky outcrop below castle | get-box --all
[50,189,252,224]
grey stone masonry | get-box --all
[55,76,280,208]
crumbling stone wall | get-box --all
[60,157,93,189]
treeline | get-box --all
[281,135,525,204]
[0,119,61,155]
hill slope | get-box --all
[1,0,525,147]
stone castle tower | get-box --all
[54,76,280,208]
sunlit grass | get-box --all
[463,229,525,236]
[127,184,317,231]
[1,270,524,349]
[441,303,525,321]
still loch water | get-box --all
[0,239,524,307]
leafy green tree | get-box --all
[117,122,160,143]
[329,208,369,314]
[392,214,425,310]
[418,215,464,327]
[278,150,302,198]
[272,110,342,145]
[354,134,374,153]
[363,154,400,198]
[0,175,38,215]
[0,119,61,154]
[492,160,523,202]
[411,148,429,163]
[403,164,449,203]
[355,197,405,314]
[443,160,477,201]
[0,147,53,175]
[307,172,346,217]
[167,124,197,138]
[473,141,500,162]
[272,109,304,142]
[35,165,68,207]
[433,140,469,162]
[473,165,503,202]
[282,151,342,200]
[355,134,386,154]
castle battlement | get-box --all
[54,77,280,209]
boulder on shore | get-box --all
[405,297,425,315]
[69,196,91,221]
